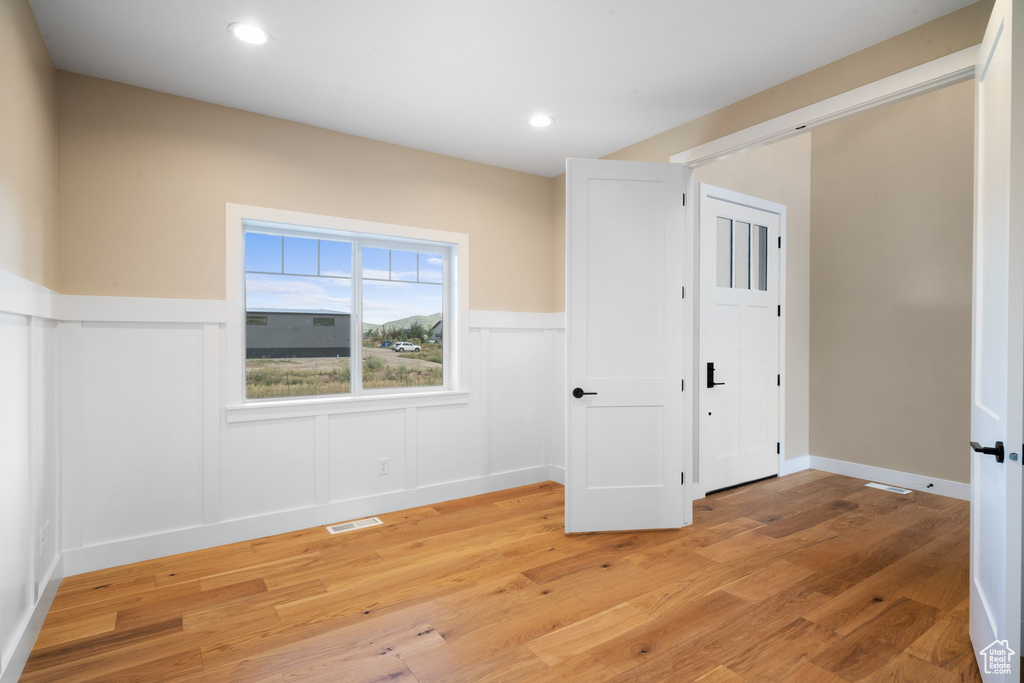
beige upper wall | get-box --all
[550,1,991,312]
[810,80,974,483]
[694,135,812,462]
[604,0,991,168]
[0,0,58,290]
[57,73,555,311]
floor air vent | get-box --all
[865,482,911,495]
[326,517,383,534]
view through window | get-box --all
[244,226,447,399]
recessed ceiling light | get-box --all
[229,22,270,45]
[529,114,554,128]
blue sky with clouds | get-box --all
[245,233,442,324]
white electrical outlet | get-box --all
[378,457,390,475]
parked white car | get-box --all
[393,341,421,352]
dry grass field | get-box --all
[246,346,442,398]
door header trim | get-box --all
[670,46,977,168]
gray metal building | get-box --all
[246,309,351,358]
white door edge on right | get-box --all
[697,184,784,495]
[969,0,1023,680]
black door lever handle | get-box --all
[572,387,597,399]
[706,362,725,389]
[970,440,1005,464]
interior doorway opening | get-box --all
[687,78,973,497]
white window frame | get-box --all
[225,203,469,422]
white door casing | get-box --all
[565,158,689,533]
[969,0,1024,680]
[698,185,783,494]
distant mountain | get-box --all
[363,313,442,335]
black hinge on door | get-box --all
[777,305,781,317]
[681,472,685,485]
[682,194,686,206]
[777,442,781,455]
[777,374,781,386]
[778,236,782,249]
[681,379,685,392]
[681,286,685,299]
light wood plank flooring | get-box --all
[22,471,980,681]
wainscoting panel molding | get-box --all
[0,273,62,683]
[55,300,567,576]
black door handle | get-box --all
[572,387,597,399]
[706,362,725,389]
[971,440,1005,463]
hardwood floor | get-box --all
[22,471,981,682]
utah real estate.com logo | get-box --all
[979,639,1015,676]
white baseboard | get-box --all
[806,456,969,501]
[0,556,64,683]
[63,466,559,576]
[779,454,810,476]
[546,464,565,485]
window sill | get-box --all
[225,389,470,423]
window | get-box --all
[226,204,468,415]
[716,217,769,291]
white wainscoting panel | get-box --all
[53,303,566,575]
[0,313,32,674]
[221,418,317,522]
[489,329,550,475]
[79,323,205,545]
[0,289,62,682]
[548,329,566,475]
[417,402,486,488]
[30,318,59,598]
[329,410,407,501]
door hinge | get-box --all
[681,286,685,299]
[682,193,686,206]
[777,305,781,317]
[778,236,782,249]
[777,374,781,386]
[681,472,685,485]
[777,442,781,455]
[681,379,685,392]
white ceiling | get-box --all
[30,0,975,177]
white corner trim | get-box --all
[779,454,810,476]
[469,311,566,330]
[546,464,565,486]
[808,456,969,501]
[0,556,63,683]
[61,466,559,576]
[59,295,228,323]
[0,269,58,319]
[670,46,977,167]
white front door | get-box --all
[565,158,689,533]
[970,0,1023,679]
[698,185,782,494]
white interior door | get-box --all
[970,0,1023,679]
[565,158,688,533]
[698,185,782,494]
